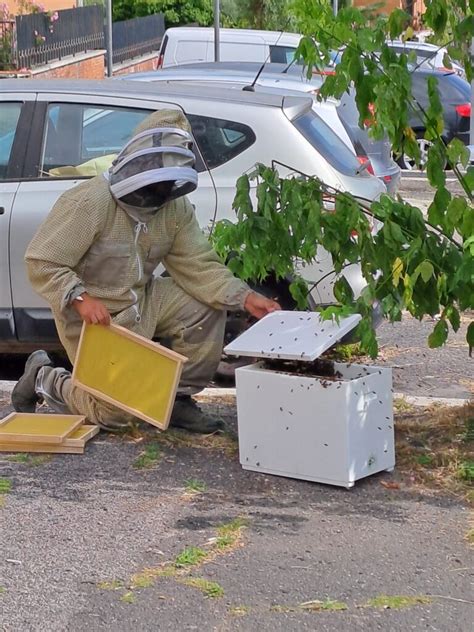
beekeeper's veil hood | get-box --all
[107,110,198,213]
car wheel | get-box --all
[397,133,447,171]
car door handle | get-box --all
[0,207,5,215]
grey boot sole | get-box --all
[11,350,53,413]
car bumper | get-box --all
[378,168,401,196]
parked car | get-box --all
[386,40,465,77]
[398,68,471,170]
[124,62,401,194]
[157,27,302,68]
[0,79,385,352]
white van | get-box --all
[157,27,302,68]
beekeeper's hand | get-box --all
[244,292,281,320]
[72,293,111,325]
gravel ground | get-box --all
[374,314,472,399]
[0,391,472,631]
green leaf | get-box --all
[418,261,435,283]
[392,257,403,287]
[446,138,470,168]
[464,166,474,194]
[333,276,355,304]
[428,319,448,348]
[289,277,309,310]
[356,317,378,358]
[447,196,468,229]
[467,322,474,357]
[444,305,461,332]
[388,8,411,39]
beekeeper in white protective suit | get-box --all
[12,110,280,433]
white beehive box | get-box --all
[224,311,395,489]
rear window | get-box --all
[186,114,256,170]
[412,72,470,105]
[444,73,470,100]
[270,45,297,64]
[293,110,364,176]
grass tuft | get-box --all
[120,591,136,604]
[133,443,161,469]
[174,546,208,568]
[299,599,348,612]
[215,517,248,550]
[0,478,12,493]
[5,454,52,466]
[97,579,123,590]
[365,595,432,609]
[129,573,154,589]
[184,479,207,493]
[6,454,30,463]
[228,605,250,616]
[180,577,224,598]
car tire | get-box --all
[397,131,448,171]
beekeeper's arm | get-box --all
[164,198,280,317]
[25,187,110,324]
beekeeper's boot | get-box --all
[11,350,53,413]
[170,395,226,434]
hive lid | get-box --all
[224,310,362,361]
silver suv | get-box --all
[0,79,385,352]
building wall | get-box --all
[30,50,105,79]
[3,1,76,15]
[351,0,426,24]
[113,55,159,76]
[1,51,160,79]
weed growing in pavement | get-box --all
[180,577,224,598]
[129,566,176,590]
[0,478,12,493]
[184,479,207,493]
[98,517,249,604]
[365,595,432,609]
[0,587,5,594]
[174,546,208,568]
[6,454,52,466]
[97,580,124,590]
[120,591,135,604]
[6,454,29,463]
[216,517,248,550]
[299,599,348,611]
[133,443,161,469]
[228,605,250,616]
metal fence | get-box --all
[112,13,165,65]
[15,5,104,70]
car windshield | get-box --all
[293,110,364,176]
